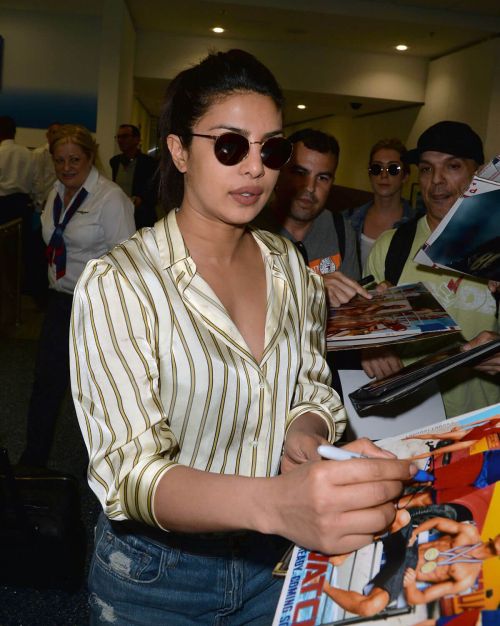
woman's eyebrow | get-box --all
[207,125,284,139]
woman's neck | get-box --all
[370,193,403,216]
[363,195,404,240]
[175,207,249,265]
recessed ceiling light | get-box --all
[212,27,225,34]
[395,44,409,51]
[297,104,306,110]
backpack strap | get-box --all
[384,217,421,285]
[332,211,346,262]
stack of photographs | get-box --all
[327,283,460,350]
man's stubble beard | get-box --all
[289,195,322,224]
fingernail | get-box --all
[409,463,418,476]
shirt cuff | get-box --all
[118,457,178,528]
[286,403,346,443]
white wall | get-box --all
[407,39,498,160]
[131,98,154,153]
[485,39,500,161]
[96,0,137,174]
[0,2,137,171]
[0,7,100,147]
[0,9,99,94]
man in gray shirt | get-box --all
[256,128,367,307]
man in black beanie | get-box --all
[362,120,499,418]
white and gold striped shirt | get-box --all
[70,210,346,528]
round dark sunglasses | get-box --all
[189,132,293,170]
[368,163,402,177]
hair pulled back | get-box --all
[159,49,285,209]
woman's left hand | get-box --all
[281,425,396,474]
[281,412,330,473]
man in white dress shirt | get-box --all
[0,115,34,225]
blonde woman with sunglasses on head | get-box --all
[345,138,420,268]
[70,50,416,625]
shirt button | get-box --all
[258,381,265,389]
[250,440,259,447]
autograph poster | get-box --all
[273,404,500,626]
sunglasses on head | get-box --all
[188,132,293,170]
[368,163,402,177]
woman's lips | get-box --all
[230,187,263,206]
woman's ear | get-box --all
[166,134,188,173]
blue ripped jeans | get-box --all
[88,513,287,625]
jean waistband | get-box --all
[109,518,288,559]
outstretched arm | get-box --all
[154,450,415,555]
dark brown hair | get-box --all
[159,49,285,210]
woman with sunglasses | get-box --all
[345,138,418,268]
[70,50,415,625]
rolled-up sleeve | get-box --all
[70,258,177,527]
[285,247,347,443]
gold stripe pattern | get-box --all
[70,212,346,528]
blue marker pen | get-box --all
[317,444,434,482]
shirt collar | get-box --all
[0,139,15,147]
[155,209,287,271]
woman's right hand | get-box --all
[262,453,415,555]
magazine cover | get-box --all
[414,156,500,281]
[273,403,500,626]
[327,283,460,350]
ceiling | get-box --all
[128,0,500,124]
[3,0,500,124]
[128,0,500,57]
